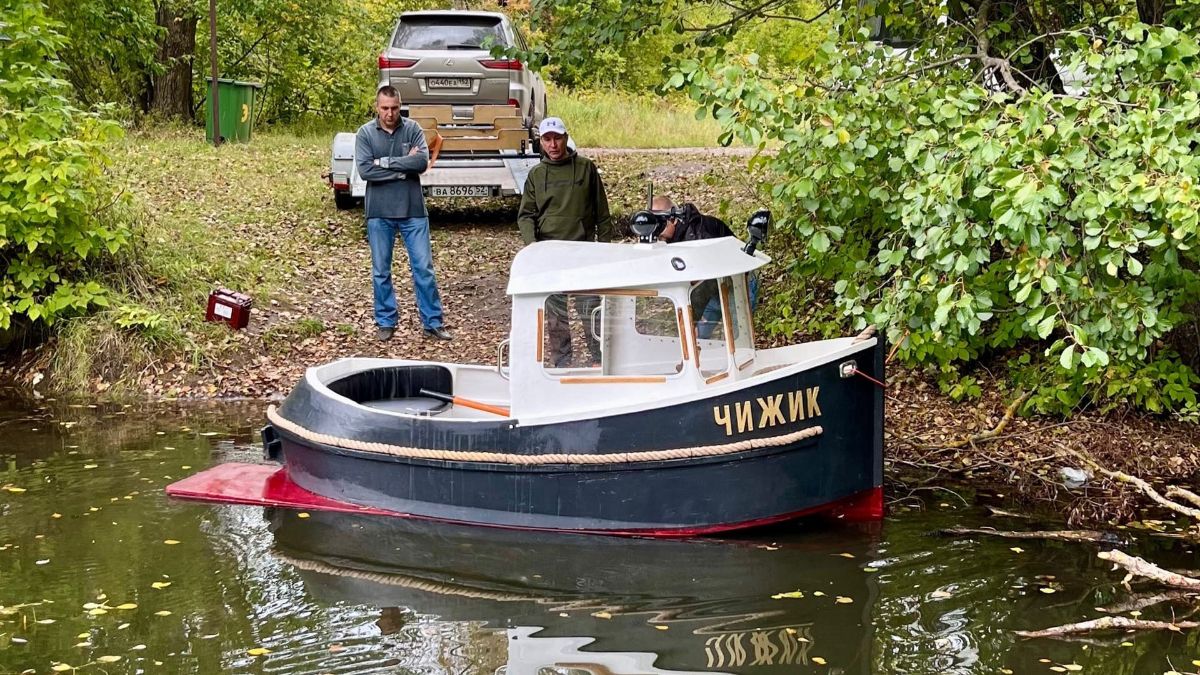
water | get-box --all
[0,396,1195,674]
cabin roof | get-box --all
[506,238,768,296]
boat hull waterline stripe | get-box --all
[267,405,822,465]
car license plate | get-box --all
[428,185,491,198]
[428,77,471,88]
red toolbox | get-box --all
[205,288,252,330]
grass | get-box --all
[40,116,767,396]
[548,87,729,148]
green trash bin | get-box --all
[205,78,263,144]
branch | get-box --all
[938,527,1124,545]
[1015,616,1199,638]
[681,0,837,34]
[1098,549,1200,590]
[936,391,1031,450]
[1061,447,1200,520]
[1166,486,1200,509]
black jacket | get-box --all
[664,203,734,243]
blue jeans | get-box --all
[367,217,444,330]
[697,273,759,339]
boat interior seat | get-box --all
[327,365,454,416]
[361,397,449,416]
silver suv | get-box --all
[378,10,547,127]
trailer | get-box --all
[328,104,542,209]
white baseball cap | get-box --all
[538,117,567,136]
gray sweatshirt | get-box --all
[354,117,429,218]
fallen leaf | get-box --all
[592,611,612,619]
[835,596,854,604]
[163,539,181,545]
[812,656,826,665]
[247,647,271,656]
[654,625,668,630]
[116,603,138,610]
[151,582,171,589]
[96,656,122,663]
[154,610,172,616]
[1010,547,1024,553]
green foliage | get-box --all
[43,0,160,113]
[0,2,131,331]
[676,7,1200,414]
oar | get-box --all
[419,388,511,417]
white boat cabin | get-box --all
[504,238,767,418]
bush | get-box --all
[0,2,131,332]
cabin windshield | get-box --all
[692,274,754,378]
[541,291,685,378]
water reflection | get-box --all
[268,509,881,674]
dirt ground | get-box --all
[5,147,1200,525]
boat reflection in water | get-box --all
[268,509,879,674]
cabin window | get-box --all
[541,292,683,378]
[692,275,754,379]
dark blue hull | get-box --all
[265,341,884,534]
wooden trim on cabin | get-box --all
[560,376,668,384]
[676,307,690,361]
[536,308,544,364]
[738,357,755,371]
[705,371,729,384]
[572,288,659,297]
[687,306,701,368]
[720,281,735,354]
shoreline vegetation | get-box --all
[1,124,1198,528]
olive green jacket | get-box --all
[517,150,611,244]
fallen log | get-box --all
[937,527,1125,545]
[1016,616,1199,639]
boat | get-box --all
[266,508,880,674]
[169,211,885,535]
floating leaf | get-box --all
[654,625,668,631]
[930,590,952,599]
[51,513,62,519]
[863,567,878,572]
[154,610,172,616]
[592,611,612,619]
[1063,665,1082,672]
[83,602,100,610]
[812,591,826,597]
[131,644,147,651]
[96,656,122,663]
[83,464,98,469]
[247,647,271,656]
[74,641,91,648]
[76,633,89,639]
[36,559,49,565]
[836,552,855,558]
[51,664,73,672]
[1010,547,1024,553]
[35,618,55,624]
[116,603,137,610]
[1039,588,1057,594]
[118,623,130,630]
[297,513,310,519]
[812,657,826,665]
[5,487,27,493]
[1129,610,1141,617]
[151,582,171,589]
[835,596,854,604]
[201,634,219,639]
[771,591,804,599]
[163,540,180,545]
[88,608,108,616]
[1050,668,1066,673]
[11,637,27,644]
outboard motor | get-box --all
[743,209,771,255]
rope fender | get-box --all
[267,405,822,466]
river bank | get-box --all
[2,129,1198,524]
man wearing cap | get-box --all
[518,117,611,367]
[355,85,452,342]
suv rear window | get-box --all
[393,16,507,50]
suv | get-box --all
[378,11,547,128]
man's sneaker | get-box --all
[423,327,454,341]
[377,327,395,341]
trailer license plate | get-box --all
[428,77,471,88]
[429,185,491,197]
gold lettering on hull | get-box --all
[713,387,822,436]
[704,625,815,668]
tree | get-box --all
[514,0,1200,415]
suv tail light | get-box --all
[508,98,520,108]
[378,55,418,69]
[478,58,523,70]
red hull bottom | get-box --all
[166,463,884,537]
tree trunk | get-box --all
[148,1,197,120]
[1137,0,1168,24]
